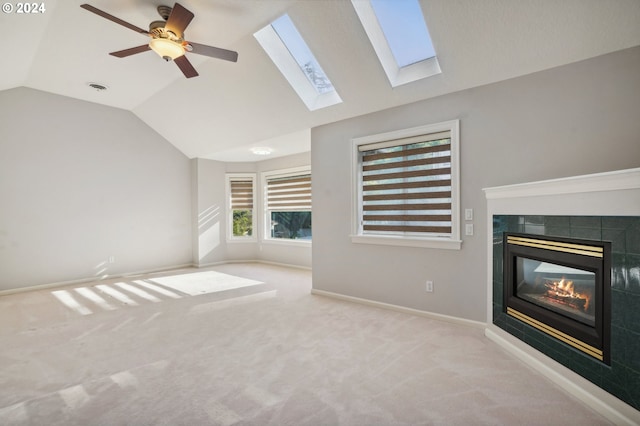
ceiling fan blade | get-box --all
[80,4,149,35]
[165,3,194,38]
[109,45,151,58]
[174,55,199,78]
[188,42,238,62]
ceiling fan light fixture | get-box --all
[149,37,185,61]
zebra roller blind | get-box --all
[358,130,452,236]
[266,174,312,211]
[230,179,254,210]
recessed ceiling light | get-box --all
[251,147,273,156]
[87,82,108,92]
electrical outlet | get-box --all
[426,280,434,292]
[108,256,115,264]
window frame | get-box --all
[226,173,257,243]
[262,166,312,246]
[350,120,461,250]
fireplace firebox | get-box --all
[503,233,611,364]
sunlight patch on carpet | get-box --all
[59,385,91,410]
[149,271,264,296]
[52,290,93,315]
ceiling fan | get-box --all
[80,3,238,78]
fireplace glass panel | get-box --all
[515,257,596,327]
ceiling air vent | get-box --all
[88,82,108,91]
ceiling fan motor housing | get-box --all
[149,21,167,32]
[149,22,182,42]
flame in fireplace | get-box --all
[557,278,574,294]
[545,277,591,312]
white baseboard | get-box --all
[0,263,192,296]
[193,259,311,271]
[310,288,485,329]
[485,325,640,426]
[191,260,233,269]
[0,260,309,296]
[255,260,311,271]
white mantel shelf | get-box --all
[483,167,640,199]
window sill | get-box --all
[350,235,462,250]
[262,238,312,247]
[227,238,258,243]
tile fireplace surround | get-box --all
[484,168,640,425]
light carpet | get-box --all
[0,263,612,425]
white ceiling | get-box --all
[2,0,640,161]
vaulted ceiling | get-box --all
[2,0,640,161]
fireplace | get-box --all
[503,232,611,364]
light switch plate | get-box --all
[465,224,474,236]
[465,208,473,221]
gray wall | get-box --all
[311,47,640,322]
[0,88,192,291]
[192,158,228,266]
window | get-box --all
[351,120,460,249]
[254,14,342,111]
[226,174,256,241]
[263,167,312,242]
[351,0,441,87]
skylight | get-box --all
[254,14,342,111]
[351,0,441,87]
[370,0,436,67]
[271,15,335,94]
